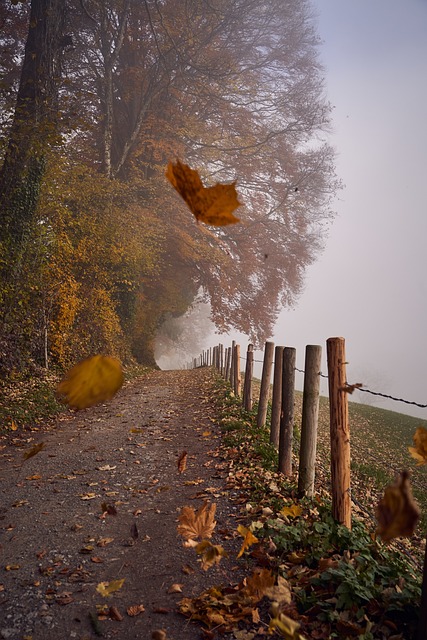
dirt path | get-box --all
[0,369,243,640]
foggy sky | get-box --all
[199,0,427,419]
[275,0,427,418]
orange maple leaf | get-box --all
[376,470,420,542]
[165,159,241,226]
[177,501,217,542]
[237,525,259,558]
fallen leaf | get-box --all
[166,159,241,226]
[97,537,114,547]
[55,591,74,605]
[237,525,259,558]
[264,575,292,604]
[280,504,302,519]
[152,631,167,640]
[91,556,104,563]
[23,442,45,460]
[96,578,125,597]
[101,502,117,516]
[5,565,20,571]
[409,427,427,465]
[177,501,216,542]
[56,355,124,410]
[195,540,228,570]
[376,470,420,542]
[130,522,139,540]
[109,605,123,621]
[8,420,18,431]
[167,583,183,593]
[177,451,188,473]
[181,564,195,575]
[80,493,97,500]
[127,604,145,616]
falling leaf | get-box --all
[237,525,259,558]
[56,355,124,410]
[166,159,241,226]
[127,604,145,616]
[23,442,45,460]
[96,578,125,597]
[177,501,217,542]
[195,540,228,570]
[376,470,420,542]
[408,427,427,465]
[177,451,188,473]
[280,504,302,519]
[269,604,306,639]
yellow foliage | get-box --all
[375,470,420,542]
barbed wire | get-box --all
[196,347,427,411]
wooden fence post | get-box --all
[298,345,322,497]
[243,344,254,411]
[229,341,235,384]
[224,347,230,381]
[278,347,296,476]
[270,345,284,447]
[257,341,275,428]
[327,337,351,529]
[233,343,241,396]
[219,343,224,375]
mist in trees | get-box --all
[0,0,339,373]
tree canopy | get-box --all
[0,0,339,372]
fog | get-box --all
[157,0,427,420]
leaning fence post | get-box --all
[270,346,284,447]
[278,347,296,476]
[257,341,275,428]
[233,343,241,396]
[298,345,322,497]
[327,337,351,529]
[243,344,254,411]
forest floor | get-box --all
[0,368,247,640]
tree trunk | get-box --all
[0,0,66,247]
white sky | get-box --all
[196,0,427,419]
[273,0,427,417]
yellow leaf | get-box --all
[237,525,259,558]
[280,504,302,519]
[5,565,20,571]
[177,501,216,542]
[23,442,45,460]
[195,540,228,570]
[9,420,18,431]
[96,578,125,597]
[409,427,427,465]
[56,355,124,410]
[165,159,241,226]
[376,470,420,542]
